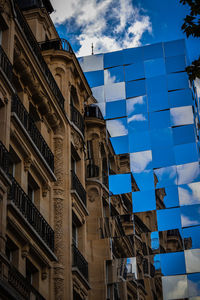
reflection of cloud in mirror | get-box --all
[107,119,128,137]
[128,113,147,123]
[162,275,188,300]
[179,182,200,206]
[185,249,200,273]
[181,215,199,227]
[104,69,117,85]
[170,106,193,126]
[188,279,200,297]
[177,162,200,185]
[155,165,177,187]
[126,257,137,278]
[126,96,145,115]
[91,85,104,102]
[130,150,152,172]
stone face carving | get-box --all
[88,187,99,203]
[24,156,32,172]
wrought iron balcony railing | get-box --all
[85,105,103,120]
[16,0,53,13]
[72,243,88,281]
[0,140,9,174]
[71,170,86,206]
[39,38,74,54]
[12,94,54,172]
[86,164,99,178]
[0,45,12,83]
[14,3,65,109]
[70,105,84,135]
[8,175,54,251]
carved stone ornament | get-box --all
[24,157,32,172]
[42,183,50,197]
[0,0,6,12]
[88,187,99,203]
[21,244,29,259]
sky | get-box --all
[50,0,200,65]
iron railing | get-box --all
[8,175,54,251]
[86,164,99,178]
[72,243,88,281]
[85,105,103,119]
[12,94,54,172]
[71,170,86,206]
[14,3,65,109]
[16,0,53,13]
[0,140,9,174]
[71,105,84,135]
[0,45,12,82]
[39,38,74,54]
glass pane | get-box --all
[148,91,169,112]
[130,150,153,172]
[183,226,200,249]
[129,130,151,152]
[152,146,175,168]
[167,72,189,91]
[132,170,154,191]
[181,204,200,227]
[146,75,167,95]
[143,42,164,60]
[91,85,105,103]
[150,128,173,149]
[160,252,186,275]
[174,143,198,165]
[154,165,177,188]
[159,228,184,253]
[165,55,186,73]
[144,58,166,78]
[157,207,182,231]
[156,186,179,209]
[170,106,194,126]
[149,110,171,129]
[105,82,125,102]
[78,54,103,72]
[172,125,196,145]
[123,46,144,64]
[126,96,148,115]
[128,112,148,132]
[106,100,126,119]
[109,173,132,195]
[84,70,104,88]
[185,249,200,273]
[124,62,145,81]
[132,190,156,212]
[125,79,146,98]
[110,136,129,155]
[104,66,124,85]
[168,88,193,108]
[162,275,188,300]
[188,273,200,297]
[104,50,123,68]
[177,162,200,185]
[106,117,128,137]
[164,39,186,57]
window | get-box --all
[28,173,39,203]
[26,258,39,288]
[72,223,78,247]
[87,140,93,160]
[71,157,76,174]
[5,238,18,267]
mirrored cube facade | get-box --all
[80,39,200,299]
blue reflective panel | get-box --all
[179,182,200,206]
[132,190,156,212]
[129,131,151,152]
[146,75,167,95]
[125,80,146,98]
[104,50,123,68]
[150,128,173,149]
[84,70,104,88]
[110,136,129,155]
[165,55,186,73]
[164,39,186,57]
[170,106,194,126]
[148,91,169,112]
[104,66,124,85]
[105,82,126,102]
[106,100,126,119]
[167,72,189,91]
[188,273,200,297]
[177,162,200,185]
[169,88,193,108]
[185,249,200,274]
[157,207,182,231]
[126,96,148,115]
[109,173,132,195]
[132,170,154,191]
[183,226,200,250]
[174,143,198,165]
[78,54,103,72]
[154,165,177,188]
[143,42,164,60]
[156,186,179,209]
[123,46,144,64]
[149,110,171,129]
[96,103,106,118]
[181,204,200,227]
[151,231,159,250]
[106,117,128,137]
[130,150,153,172]
[91,86,105,103]
[152,146,175,168]
[144,58,166,78]
[128,113,148,132]
[162,275,188,300]
[124,62,145,81]
[172,125,196,145]
[160,252,186,276]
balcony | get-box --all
[86,164,99,178]
[0,254,45,299]
[39,38,74,54]
[11,94,54,172]
[0,45,12,83]
[85,105,103,120]
[16,0,53,13]
[0,140,9,174]
[14,3,65,109]
[8,175,54,251]
[71,170,86,206]
[72,243,88,281]
[71,105,84,135]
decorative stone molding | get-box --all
[41,266,48,280]
[88,187,99,203]
[0,0,6,12]
[24,156,32,172]
[42,182,50,197]
[21,244,29,259]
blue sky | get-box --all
[51,0,200,63]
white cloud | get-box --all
[162,275,188,300]
[181,214,199,227]
[128,113,147,123]
[106,119,128,137]
[51,0,152,56]
[126,96,145,115]
[130,150,152,172]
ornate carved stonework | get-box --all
[0,0,6,12]
[24,156,32,172]
[88,187,99,203]
[42,182,50,197]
